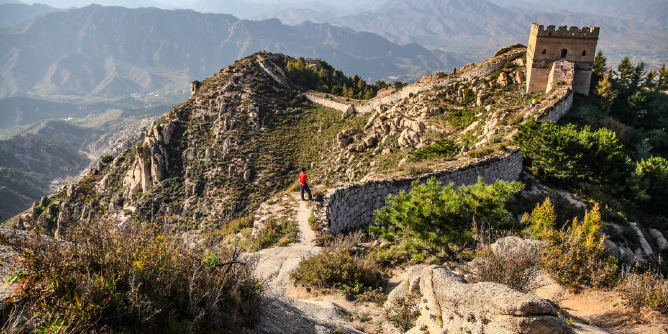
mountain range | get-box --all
[0,4,453,103]
[256,0,668,66]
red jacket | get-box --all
[299,172,308,186]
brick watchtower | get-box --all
[526,23,600,95]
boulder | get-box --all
[490,236,544,259]
[648,228,668,251]
[395,265,572,334]
[516,71,526,85]
[342,105,355,119]
[338,137,349,148]
[428,107,443,116]
[190,80,201,95]
[497,72,511,86]
[433,71,446,80]
[477,91,491,106]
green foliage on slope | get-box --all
[513,119,631,191]
[278,57,393,99]
[371,177,523,261]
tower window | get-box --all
[582,50,587,56]
[542,49,547,55]
[561,49,568,58]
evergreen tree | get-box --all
[371,177,523,257]
[593,50,608,76]
[645,70,658,91]
[616,56,634,88]
[658,64,668,91]
[595,71,618,112]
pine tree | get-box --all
[658,63,668,91]
[616,56,634,88]
[595,71,618,112]
[645,70,658,90]
[593,50,608,76]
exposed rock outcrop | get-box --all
[387,265,572,334]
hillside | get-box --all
[0,4,452,103]
[0,112,160,221]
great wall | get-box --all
[252,39,579,234]
[307,47,577,234]
[323,149,523,233]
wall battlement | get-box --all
[531,23,599,39]
[526,23,599,95]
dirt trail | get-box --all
[253,193,320,297]
[295,194,316,244]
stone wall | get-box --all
[534,61,575,122]
[536,89,573,122]
[325,149,523,234]
[304,94,351,113]
[305,46,525,116]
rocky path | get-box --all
[254,194,320,297]
[251,194,364,334]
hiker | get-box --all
[530,99,536,112]
[299,167,312,201]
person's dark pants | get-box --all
[300,184,312,200]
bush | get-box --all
[291,235,386,295]
[100,154,113,164]
[0,220,262,333]
[252,217,298,250]
[531,202,619,290]
[385,293,420,331]
[447,108,476,128]
[471,242,540,292]
[371,177,523,259]
[627,156,668,215]
[409,138,460,162]
[618,266,668,314]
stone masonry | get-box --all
[325,149,523,234]
[526,23,599,95]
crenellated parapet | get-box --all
[526,23,599,95]
[530,23,599,39]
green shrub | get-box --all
[627,156,668,215]
[447,109,476,128]
[618,265,668,314]
[409,138,460,162]
[291,235,386,295]
[101,154,113,164]
[252,217,298,250]
[371,177,523,259]
[276,57,390,99]
[308,212,318,231]
[0,220,262,333]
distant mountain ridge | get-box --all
[0,4,454,102]
[262,0,668,66]
[0,3,59,29]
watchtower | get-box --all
[526,23,599,95]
